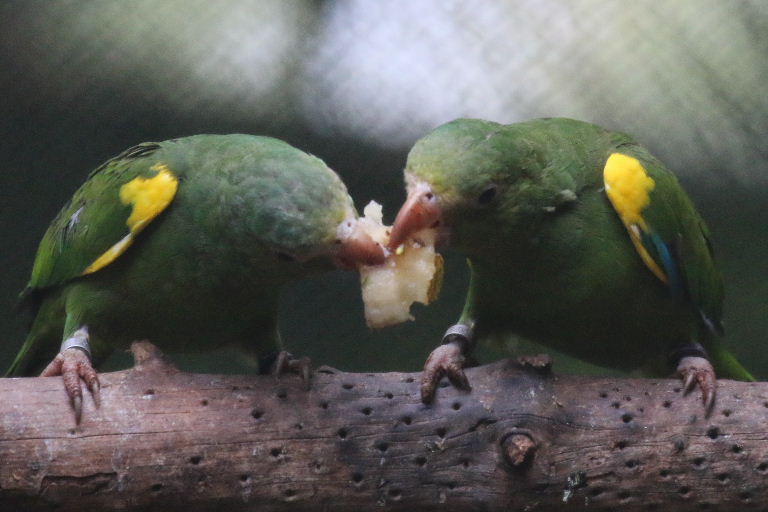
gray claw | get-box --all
[72,395,82,425]
[91,381,101,408]
[704,389,715,413]
[683,372,696,392]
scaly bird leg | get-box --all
[270,350,312,390]
[421,324,474,404]
[672,343,716,414]
[40,327,100,424]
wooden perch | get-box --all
[1,342,767,511]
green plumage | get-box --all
[9,134,356,376]
[406,118,751,380]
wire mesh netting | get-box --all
[1,0,766,375]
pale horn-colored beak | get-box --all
[334,218,387,269]
[388,182,442,251]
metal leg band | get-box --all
[441,323,474,352]
[60,327,92,360]
[668,342,708,367]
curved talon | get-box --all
[677,356,716,413]
[272,351,312,390]
[420,341,470,404]
[40,348,100,425]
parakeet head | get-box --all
[185,135,385,274]
[389,118,557,257]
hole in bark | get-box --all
[706,427,720,439]
[151,483,163,492]
[68,429,76,436]
[337,428,348,440]
[452,402,462,410]
[717,473,729,483]
[294,423,303,430]
[740,491,751,501]
[284,489,296,498]
[405,377,414,383]
[625,459,639,469]
[599,392,608,398]
[692,457,705,467]
[673,387,681,393]
[447,482,457,490]
[638,407,644,413]
[679,486,691,497]
[144,389,155,396]
[624,395,632,402]
[764,401,768,408]
[276,389,288,399]
[270,447,283,458]
[351,472,363,483]
[388,488,402,500]
[611,401,621,409]
[361,407,373,416]
[385,392,394,399]
[621,413,633,423]
[616,440,628,450]
[251,409,263,419]
[436,427,448,438]
[342,383,354,390]
[376,441,389,452]
[414,456,427,467]
[731,444,743,454]
[757,462,768,473]
[189,456,202,465]
[662,400,672,408]
[589,487,603,497]
[401,416,412,425]
[461,458,470,468]
[618,491,631,501]
[240,474,250,482]
[659,469,670,478]
[319,401,329,409]
[200,399,208,406]
[439,380,450,388]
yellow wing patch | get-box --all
[82,163,178,275]
[603,153,668,283]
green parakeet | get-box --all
[8,134,384,422]
[388,118,753,409]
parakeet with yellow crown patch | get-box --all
[7,134,384,422]
[388,117,753,409]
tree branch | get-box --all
[1,342,766,511]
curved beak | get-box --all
[388,181,442,251]
[334,218,387,269]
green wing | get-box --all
[25,142,179,294]
[604,146,724,335]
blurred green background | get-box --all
[1,0,766,377]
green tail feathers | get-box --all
[709,343,755,382]
[5,333,43,377]
[5,330,59,377]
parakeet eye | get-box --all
[476,185,497,206]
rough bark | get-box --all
[1,342,767,512]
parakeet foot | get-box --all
[676,356,716,412]
[421,341,471,404]
[40,348,100,424]
[271,351,312,390]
